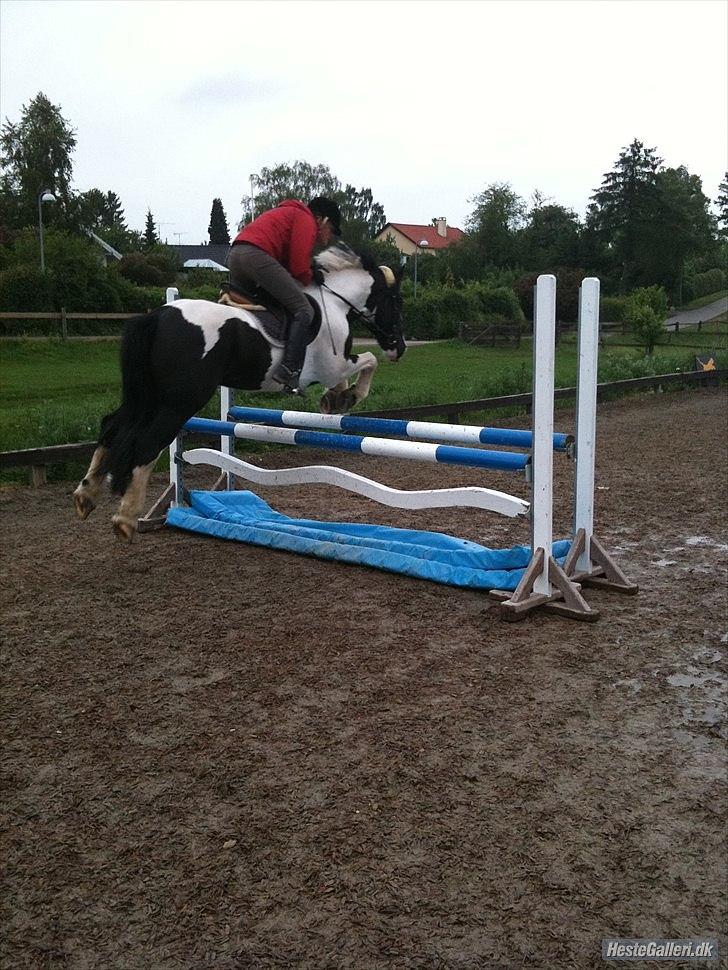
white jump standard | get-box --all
[142,274,637,621]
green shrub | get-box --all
[513,268,587,323]
[693,268,726,298]
[118,252,177,286]
[0,264,54,312]
[625,285,668,354]
[179,284,221,302]
[601,296,627,322]
[465,283,524,322]
[183,268,228,289]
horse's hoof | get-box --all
[112,515,136,543]
[74,490,95,520]
[320,389,356,414]
[321,388,357,414]
[339,389,357,414]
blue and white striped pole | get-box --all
[226,406,570,452]
[183,418,530,473]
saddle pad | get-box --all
[167,489,572,593]
[218,293,322,346]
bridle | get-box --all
[319,279,400,348]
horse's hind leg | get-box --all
[112,461,157,542]
[111,407,190,543]
[73,410,119,519]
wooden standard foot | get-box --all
[563,529,639,595]
[490,547,600,622]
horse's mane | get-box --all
[314,242,364,274]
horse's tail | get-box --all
[107,309,161,495]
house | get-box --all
[167,243,231,270]
[374,217,466,256]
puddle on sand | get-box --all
[667,670,721,689]
[685,535,728,553]
[666,665,726,733]
[613,678,642,693]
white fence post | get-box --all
[531,274,557,597]
[574,278,600,573]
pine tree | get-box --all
[144,209,158,249]
[588,139,663,291]
[208,198,230,245]
[716,172,728,238]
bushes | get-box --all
[117,251,178,287]
[402,282,523,339]
[513,268,587,322]
[625,285,668,354]
[600,296,627,322]
[0,264,54,312]
[692,268,726,298]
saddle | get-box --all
[218,281,322,347]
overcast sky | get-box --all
[1,0,726,245]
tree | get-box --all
[587,139,663,292]
[466,182,526,268]
[336,185,386,247]
[716,172,728,239]
[520,200,581,272]
[247,161,340,222]
[144,209,158,249]
[0,92,77,230]
[70,188,131,251]
[244,161,386,243]
[624,285,668,355]
[208,198,230,245]
[650,166,716,302]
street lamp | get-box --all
[37,189,56,273]
[413,239,429,298]
[249,173,257,222]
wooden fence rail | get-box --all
[0,311,146,339]
[1,369,722,486]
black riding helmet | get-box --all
[309,197,342,236]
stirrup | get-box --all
[271,362,301,387]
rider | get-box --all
[227,197,342,390]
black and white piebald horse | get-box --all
[73,243,405,541]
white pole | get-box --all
[531,275,557,597]
[220,385,235,487]
[169,437,183,507]
[573,277,600,573]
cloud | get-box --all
[178,72,279,108]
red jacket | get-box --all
[233,200,317,286]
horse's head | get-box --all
[358,252,407,361]
[315,243,406,360]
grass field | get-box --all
[1,322,725,486]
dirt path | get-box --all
[1,390,726,969]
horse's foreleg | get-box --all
[73,446,111,520]
[347,352,379,407]
[319,352,379,413]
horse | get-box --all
[73,243,406,542]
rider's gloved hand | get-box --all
[312,266,326,286]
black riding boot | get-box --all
[271,310,310,391]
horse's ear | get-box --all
[379,265,396,287]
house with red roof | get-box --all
[375,217,466,256]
